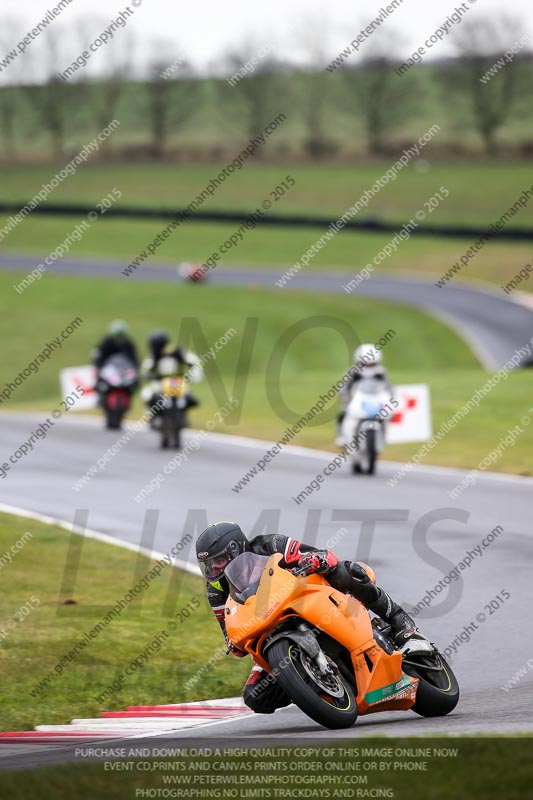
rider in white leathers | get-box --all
[336,343,392,446]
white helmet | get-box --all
[354,343,382,367]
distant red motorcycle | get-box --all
[97,354,139,429]
[177,261,208,283]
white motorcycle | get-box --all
[340,378,394,475]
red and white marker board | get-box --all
[59,365,98,410]
[387,383,432,444]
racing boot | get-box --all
[368,588,417,647]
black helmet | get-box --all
[196,521,249,582]
[148,330,169,355]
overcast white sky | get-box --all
[1,0,532,77]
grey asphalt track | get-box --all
[0,411,532,765]
[1,252,532,772]
[2,253,533,369]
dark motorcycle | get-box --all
[149,356,198,449]
[96,354,138,430]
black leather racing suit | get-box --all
[93,336,139,370]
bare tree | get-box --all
[0,15,28,159]
[70,18,135,147]
[0,83,18,159]
[219,45,288,145]
[21,27,80,158]
[144,42,198,159]
[441,15,529,154]
[295,15,336,157]
[340,30,422,155]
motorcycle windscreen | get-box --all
[350,378,390,417]
[100,354,137,386]
[225,552,270,604]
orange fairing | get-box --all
[225,554,418,716]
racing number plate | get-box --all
[161,377,185,397]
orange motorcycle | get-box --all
[225,552,459,729]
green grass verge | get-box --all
[2,161,533,227]
[1,212,530,291]
[1,161,532,289]
[0,512,250,731]
[1,272,532,475]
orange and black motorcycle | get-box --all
[224,552,459,729]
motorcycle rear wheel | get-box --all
[403,653,460,717]
[267,639,357,729]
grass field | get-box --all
[1,161,532,290]
[2,161,533,226]
[0,511,249,731]
[2,272,532,475]
[4,212,529,288]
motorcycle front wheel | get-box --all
[105,405,123,430]
[267,639,357,729]
[360,428,377,475]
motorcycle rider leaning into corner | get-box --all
[196,521,417,715]
[336,343,392,446]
